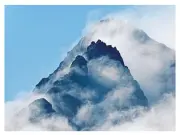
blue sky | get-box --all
[5,5,134,101]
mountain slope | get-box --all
[40,18,175,104]
[21,18,175,131]
[31,39,148,130]
[81,18,175,103]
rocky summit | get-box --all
[24,39,149,130]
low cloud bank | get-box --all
[5,91,175,131]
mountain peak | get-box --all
[71,55,87,68]
[86,39,125,66]
[99,18,114,23]
[27,38,150,130]
[70,55,88,75]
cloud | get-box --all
[5,92,73,131]
[72,86,175,131]
[87,56,124,86]
[81,6,175,104]
[111,93,175,131]
[84,5,175,49]
[93,93,175,131]
[5,90,175,131]
[75,102,93,123]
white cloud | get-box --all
[5,90,174,131]
[81,6,175,104]
[84,5,175,49]
[76,103,93,122]
[5,92,73,131]
[87,56,125,87]
[95,93,175,131]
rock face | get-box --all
[27,39,149,130]
[28,98,55,121]
[81,19,175,103]
[86,40,124,65]
[70,55,88,74]
[34,19,175,104]
[36,78,49,89]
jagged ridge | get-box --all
[29,39,148,130]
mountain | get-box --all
[81,18,175,103]
[35,18,175,104]
[23,18,175,130]
[41,18,174,103]
[28,39,148,130]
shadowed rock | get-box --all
[32,39,149,130]
[86,40,125,66]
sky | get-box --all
[5,5,134,101]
